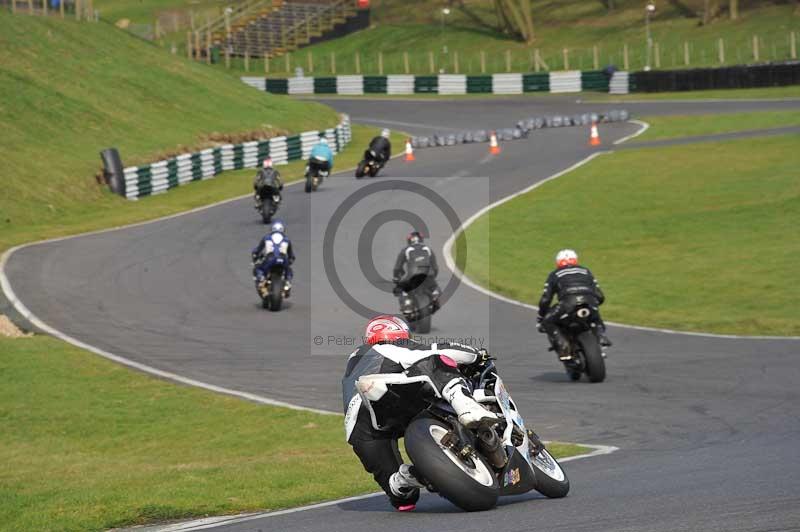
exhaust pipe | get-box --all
[476,426,507,469]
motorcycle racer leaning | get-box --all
[392,231,441,314]
[537,249,612,353]
[342,315,499,511]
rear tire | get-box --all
[405,417,499,512]
[578,331,605,382]
[267,271,283,312]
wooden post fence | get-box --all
[244,50,250,72]
[403,51,409,74]
[378,51,383,75]
[60,0,64,18]
[186,32,192,60]
[593,45,599,70]
[225,47,230,68]
[285,53,290,73]
[11,0,15,14]
[308,52,313,73]
[752,35,759,61]
[355,51,361,74]
[623,43,629,70]
[206,31,211,64]
[264,52,269,73]
[562,48,569,70]
[718,38,725,64]
[453,51,459,74]
[481,50,486,73]
[75,0,81,20]
[331,51,336,74]
[654,42,660,68]
[43,0,47,17]
[505,50,511,72]
[194,32,201,61]
[684,41,690,66]
[429,51,434,74]
[791,32,797,60]
[27,0,32,15]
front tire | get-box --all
[368,164,379,178]
[412,315,431,334]
[578,331,605,382]
[404,417,499,512]
[355,161,366,178]
[529,445,570,498]
[304,174,313,193]
[260,201,273,224]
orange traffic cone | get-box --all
[489,131,501,155]
[589,121,601,146]
[404,138,415,162]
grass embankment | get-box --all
[216,1,800,76]
[635,111,800,141]
[0,11,337,252]
[457,124,800,336]
[0,335,588,530]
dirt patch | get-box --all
[0,315,31,338]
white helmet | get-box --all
[381,128,391,138]
[555,249,578,268]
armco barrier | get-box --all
[609,71,630,94]
[630,62,800,92]
[467,75,493,94]
[288,77,314,95]
[581,70,610,92]
[119,115,351,200]
[314,77,338,94]
[364,75,388,93]
[414,76,438,93]
[523,73,549,92]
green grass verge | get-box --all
[588,85,800,101]
[211,3,800,76]
[0,334,589,530]
[0,11,337,250]
[635,110,800,141]
[458,133,800,336]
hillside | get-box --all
[0,11,337,248]
[214,0,799,74]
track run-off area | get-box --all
[3,96,800,532]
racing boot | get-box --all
[256,279,268,298]
[389,464,424,511]
[443,379,500,428]
[283,280,292,299]
[598,329,613,347]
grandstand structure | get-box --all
[197,0,367,59]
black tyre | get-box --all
[405,417,499,512]
[412,315,431,334]
[267,271,283,312]
[578,331,605,382]
[260,201,273,224]
[529,444,570,498]
[304,174,313,193]
[355,161,366,178]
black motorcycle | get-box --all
[254,186,280,224]
[395,275,439,334]
[355,149,383,179]
[349,358,569,511]
[541,299,606,382]
[253,249,291,312]
[304,156,329,193]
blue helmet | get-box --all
[271,220,285,234]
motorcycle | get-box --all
[355,149,383,179]
[351,358,569,512]
[541,297,606,383]
[254,186,281,224]
[395,275,439,334]
[305,156,329,193]
[253,236,291,311]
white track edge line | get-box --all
[0,154,409,417]
[442,122,800,341]
[613,119,650,144]
[153,443,620,531]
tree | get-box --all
[493,0,535,43]
[729,0,738,20]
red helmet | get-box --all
[364,315,410,345]
[262,157,273,168]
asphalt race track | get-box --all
[4,97,800,531]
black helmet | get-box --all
[407,231,423,245]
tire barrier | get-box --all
[245,62,799,96]
[408,110,629,150]
[116,115,351,200]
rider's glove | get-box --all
[536,315,543,323]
